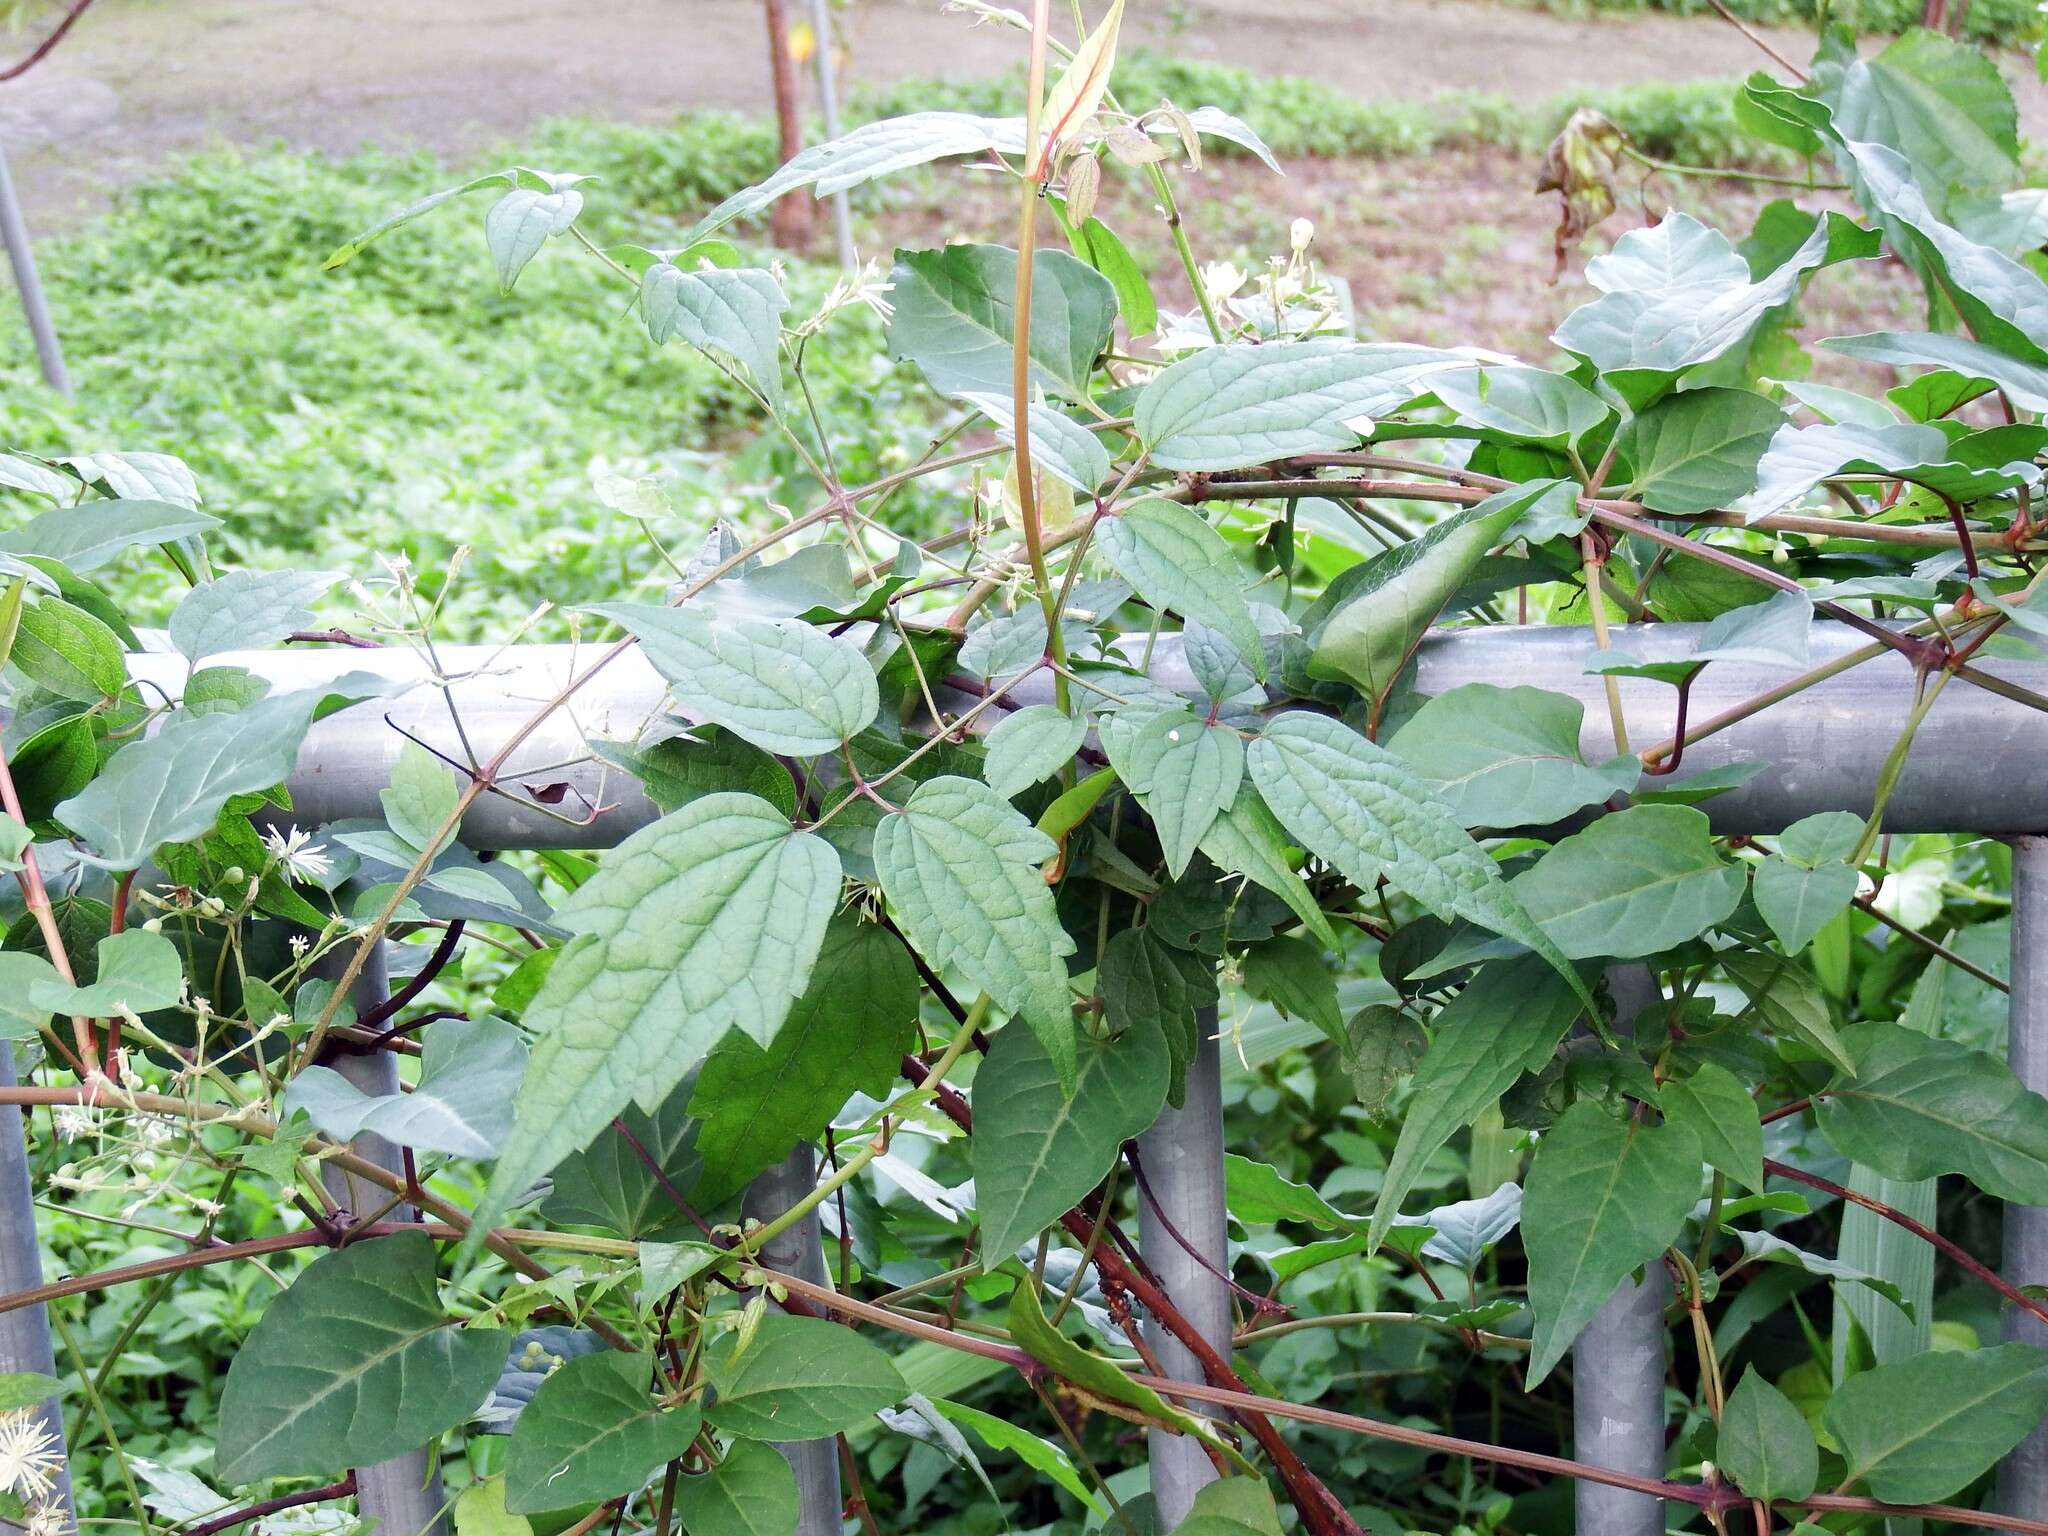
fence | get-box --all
[3,618,2045,1534]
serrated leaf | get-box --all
[0,498,221,572]
[169,569,343,662]
[706,1314,907,1439]
[1523,1101,1702,1384]
[215,1231,510,1483]
[886,244,1115,401]
[1720,1367,1818,1502]
[1387,683,1638,829]
[1247,712,1592,1008]
[1828,29,2017,219]
[1661,1061,1762,1192]
[689,913,918,1204]
[674,1440,799,1536]
[1619,386,1785,515]
[1820,1020,2048,1203]
[640,264,787,411]
[1135,339,1461,470]
[874,776,1078,1090]
[594,728,797,818]
[974,1004,1167,1261]
[1096,498,1263,677]
[589,601,878,756]
[1342,1004,1426,1116]
[1126,710,1242,879]
[285,1016,526,1159]
[984,705,1089,799]
[1824,1343,2048,1504]
[471,795,838,1256]
[1367,956,1584,1252]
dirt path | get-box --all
[4,0,2033,229]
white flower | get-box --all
[0,1408,64,1499]
[1200,260,1248,306]
[1290,217,1315,253]
[50,1105,97,1143]
[289,934,310,958]
[23,1501,71,1536]
[262,825,334,885]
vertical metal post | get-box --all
[743,1145,841,1534]
[2000,837,2048,1520]
[0,145,71,399]
[805,0,856,268]
[316,944,447,1536]
[0,1044,73,1531]
[1138,1008,1229,1532]
[1574,964,1670,1536]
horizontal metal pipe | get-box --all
[124,620,2048,847]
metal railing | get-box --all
[4,621,2045,1534]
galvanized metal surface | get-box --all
[0,144,70,399]
[0,1044,72,1532]
[2002,838,2048,1524]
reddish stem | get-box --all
[184,1475,357,1536]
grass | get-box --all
[1508,0,2039,46]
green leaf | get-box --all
[1097,925,1216,1104]
[454,1478,533,1536]
[641,265,787,412]
[683,114,1023,248]
[1828,29,2017,218]
[973,1003,1168,1261]
[1722,950,1855,1072]
[0,498,221,573]
[874,776,1078,1090]
[957,391,1112,493]
[1308,482,1555,708]
[1006,1281,1204,1434]
[30,929,183,1017]
[1824,330,2048,414]
[323,170,517,267]
[1820,1020,2048,1203]
[57,684,353,870]
[984,705,1089,799]
[1430,363,1609,447]
[13,597,125,703]
[505,1352,700,1512]
[1135,338,1460,470]
[473,795,838,1255]
[1739,418,2045,522]
[1824,1343,2048,1504]
[1505,805,1746,960]
[285,1016,526,1159]
[1177,1476,1284,1536]
[589,601,878,756]
[1661,1061,1763,1193]
[1196,786,1336,948]
[215,1231,510,1483]
[1619,386,1785,515]
[1096,498,1263,678]
[383,739,461,856]
[689,913,918,1204]
[1720,1367,1819,1502]
[169,569,343,662]
[706,1314,907,1439]
[1126,710,1243,879]
[0,1373,60,1414]
[1242,935,1342,1046]
[1387,683,1638,829]
[1225,1153,1363,1231]
[1754,856,1860,954]
[485,182,584,290]
[1342,1004,1427,1116]
[674,1440,800,1536]
[1248,712,1592,1009]
[543,1080,703,1242]
[1523,1101,1702,1384]
[1368,956,1584,1252]
[1066,214,1156,337]
[929,1398,1101,1513]
[593,728,796,819]
[886,244,1115,401]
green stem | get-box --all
[53,1300,153,1536]
[1849,665,1953,866]
[1144,161,1224,344]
